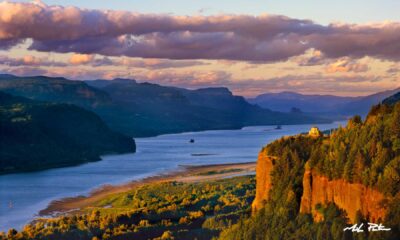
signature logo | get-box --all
[343,223,391,233]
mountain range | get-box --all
[248,89,400,117]
[0,74,327,138]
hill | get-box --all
[0,92,135,174]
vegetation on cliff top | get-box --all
[0,91,135,174]
[309,103,400,197]
[219,98,400,239]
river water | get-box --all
[0,121,346,231]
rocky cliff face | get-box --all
[300,167,387,223]
[253,149,388,223]
[252,148,274,211]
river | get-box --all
[0,121,346,231]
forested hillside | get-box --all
[220,95,400,240]
[0,92,135,173]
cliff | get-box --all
[300,166,387,223]
[253,149,388,223]
[252,148,275,211]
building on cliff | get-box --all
[308,127,322,138]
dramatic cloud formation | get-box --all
[1,1,400,62]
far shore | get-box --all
[39,162,256,217]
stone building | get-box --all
[308,127,322,138]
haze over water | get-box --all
[0,121,345,231]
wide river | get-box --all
[0,121,345,231]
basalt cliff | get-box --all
[251,149,274,212]
[252,130,392,223]
[299,165,387,222]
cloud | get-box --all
[69,54,94,65]
[292,49,328,66]
[0,66,47,76]
[325,58,369,73]
[0,54,66,67]
[0,1,400,62]
[387,64,400,75]
[0,52,208,70]
[227,74,386,97]
[118,58,209,69]
[82,57,208,69]
[66,54,208,69]
[132,70,231,88]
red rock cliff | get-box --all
[252,148,388,222]
[300,165,387,223]
[252,148,275,212]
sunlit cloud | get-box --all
[325,58,369,73]
[69,54,95,65]
[1,1,400,62]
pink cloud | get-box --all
[325,58,369,73]
[0,1,399,62]
[0,54,66,67]
[69,54,94,65]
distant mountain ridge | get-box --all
[248,89,400,117]
[0,75,111,107]
[248,91,355,113]
[0,74,328,137]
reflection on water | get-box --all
[0,121,346,231]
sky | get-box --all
[0,0,399,97]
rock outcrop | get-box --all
[300,166,387,223]
[252,148,275,212]
[253,149,388,223]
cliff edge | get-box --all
[252,148,275,212]
[300,166,387,223]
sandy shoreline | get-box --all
[39,162,256,216]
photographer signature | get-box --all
[343,223,391,232]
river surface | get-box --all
[0,121,346,231]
